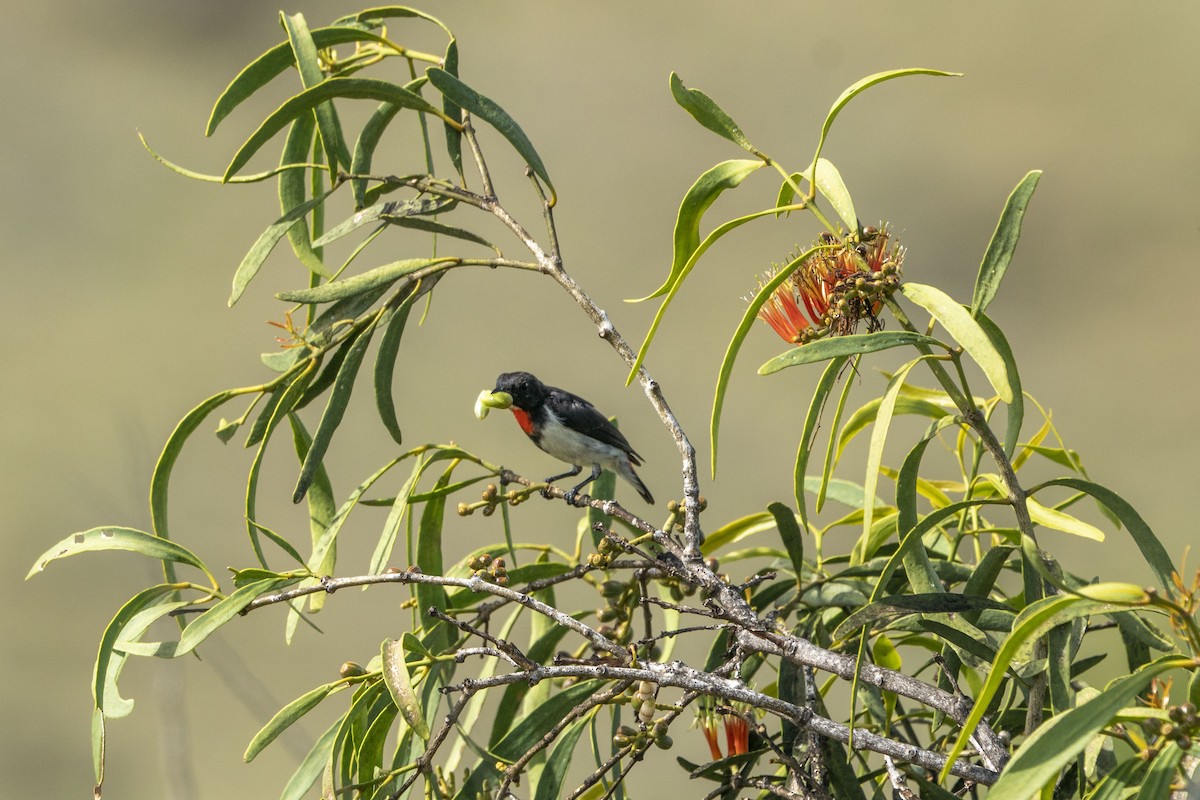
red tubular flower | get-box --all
[751,224,904,345]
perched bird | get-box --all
[479,371,654,505]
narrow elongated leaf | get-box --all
[1025,496,1105,541]
[415,468,453,650]
[628,203,806,385]
[93,586,187,719]
[633,159,763,302]
[426,68,554,200]
[278,257,455,304]
[768,502,805,586]
[224,78,453,181]
[282,13,351,172]
[491,681,603,760]
[167,578,300,658]
[900,282,1013,402]
[245,681,344,762]
[985,658,1194,798]
[1035,477,1177,591]
[207,26,394,135]
[836,594,1007,638]
[857,358,926,563]
[382,638,430,740]
[975,312,1023,458]
[231,187,337,306]
[385,215,498,251]
[293,321,377,503]
[351,101,404,207]
[532,715,591,800]
[27,527,210,581]
[439,37,464,178]
[759,331,946,374]
[710,243,822,473]
[151,388,246,578]
[669,72,759,154]
[894,417,963,593]
[279,717,340,800]
[836,396,950,466]
[374,298,414,445]
[973,170,1042,318]
[701,512,775,555]
[802,158,857,232]
[812,69,960,169]
[794,357,848,527]
[816,355,858,514]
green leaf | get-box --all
[984,657,1193,798]
[894,417,964,593]
[975,312,1023,458]
[899,282,1013,402]
[277,257,455,304]
[381,638,430,740]
[709,241,822,473]
[794,357,848,528]
[374,297,414,445]
[207,26,394,135]
[149,388,246,581]
[245,681,345,762]
[799,158,857,233]
[812,69,960,170]
[383,215,499,252]
[169,578,300,658]
[1025,496,1105,541]
[759,331,947,375]
[415,467,453,650]
[426,68,554,201]
[224,78,454,181]
[1034,478,1177,591]
[972,170,1042,318]
[629,204,804,386]
[351,101,405,207]
[836,396,951,468]
[93,586,189,719]
[701,512,775,555]
[492,681,603,760]
[857,357,926,563]
[230,187,337,306]
[293,321,378,503]
[668,72,760,155]
[532,716,591,800]
[632,159,763,303]
[27,527,211,582]
[279,716,340,800]
[768,502,805,587]
[282,13,351,173]
[836,594,1008,639]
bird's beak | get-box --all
[474,389,513,419]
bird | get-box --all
[481,371,654,505]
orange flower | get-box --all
[752,225,903,345]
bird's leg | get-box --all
[564,464,602,506]
[542,464,582,499]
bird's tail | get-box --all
[618,460,654,505]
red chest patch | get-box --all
[510,407,535,435]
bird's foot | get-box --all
[539,483,555,500]
[562,490,586,507]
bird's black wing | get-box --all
[549,387,643,464]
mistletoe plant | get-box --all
[29,7,1200,800]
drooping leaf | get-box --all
[759,331,946,375]
[207,26,394,135]
[426,68,554,201]
[224,78,454,182]
[93,586,189,720]
[277,257,455,304]
[794,357,848,527]
[793,158,857,233]
[975,312,1023,458]
[972,170,1042,318]
[278,717,340,800]
[668,72,761,155]
[381,638,430,740]
[1025,496,1105,542]
[899,282,1013,402]
[374,297,415,445]
[532,716,591,800]
[230,187,337,306]
[628,203,807,386]
[983,657,1193,798]
[812,69,960,170]
[282,13,351,173]
[710,242,822,474]
[1034,477,1176,591]
[632,159,763,302]
[27,527,212,582]
[768,502,805,587]
[245,681,345,762]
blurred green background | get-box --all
[6,2,1199,797]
